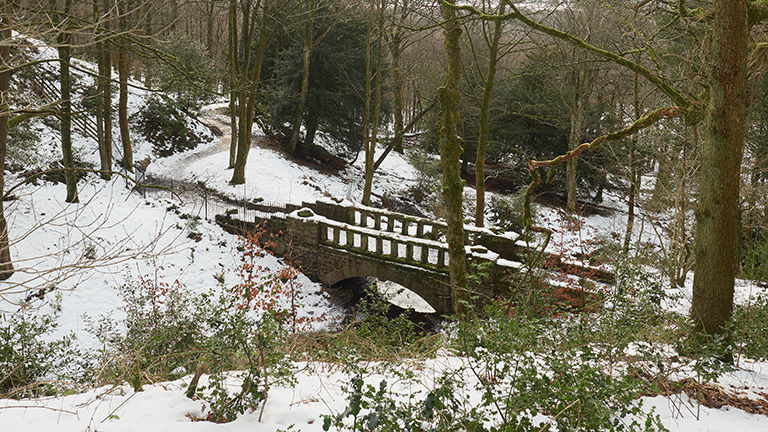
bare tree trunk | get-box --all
[93,0,108,179]
[439,0,469,317]
[566,91,584,212]
[142,0,152,87]
[100,0,113,179]
[390,34,404,154]
[363,2,384,206]
[228,0,237,169]
[118,48,132,173]
[206,0,216,56]
[118,0,133,173]
[286,0,315,156]
[56,0,79,203]
[361,12,373,205]
[623,73,640,254]
[475,2,503,227]
[0,10,14,280]
[231,0,270,185]
[691,0,748,338]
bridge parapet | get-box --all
[318,216,451,271]
[311,198,534,255]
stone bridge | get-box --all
[216,198,609,315]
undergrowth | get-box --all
[7,226,767,430]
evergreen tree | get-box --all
[268,7,374,155]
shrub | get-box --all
[134,96,205,157]
[90,230,306,423]
[731,293,768,361]
[88,273,204,390]
[0,296,88,398]
[741,234,768,283]
[489,189,537,233]
[7,122,41,167]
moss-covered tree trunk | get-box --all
[363,2,385,206]
[475,2,503,228]
[691,0,748,336]
[361,11,373,205]
[117,0,132,173]
[623,73,640,254]
[439,0,469,317]
[565,90,584,212]
[100,0,113,179]
[56,0,79,203]
[0,10,14,280]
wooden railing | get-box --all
[32,71,98,141]
[318,219,450,270]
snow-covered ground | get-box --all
[2,36,768,431]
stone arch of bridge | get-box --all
[317,256,452,316]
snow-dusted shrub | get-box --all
[451,304,667,432]
[489,189,537,233]
[134,96,205,157]
[196,230,301,422]
[0,296,87,398]
[7,122,41,168]
[88,272,204,391]
[325,301,668,432]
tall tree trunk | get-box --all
[93,0,107,179]
[231,0,269,185]
[227,0,238,169]
[0,10,14,280]
[362,3,381,206]
[389,17,405,154]
[101,5,113,179]
[286,0,315,156]
[118,47,132,173]
[117,0,133,173]
[142,0,152,87]
[206,0,216,56]
[305,113,318,148]
[691,0,748,337]
[566,91,584,212]
[624,73,640,254]
[439,1,469,317]
[475,2,503,227]
[231,0,254,183]
[56,0,79,203]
